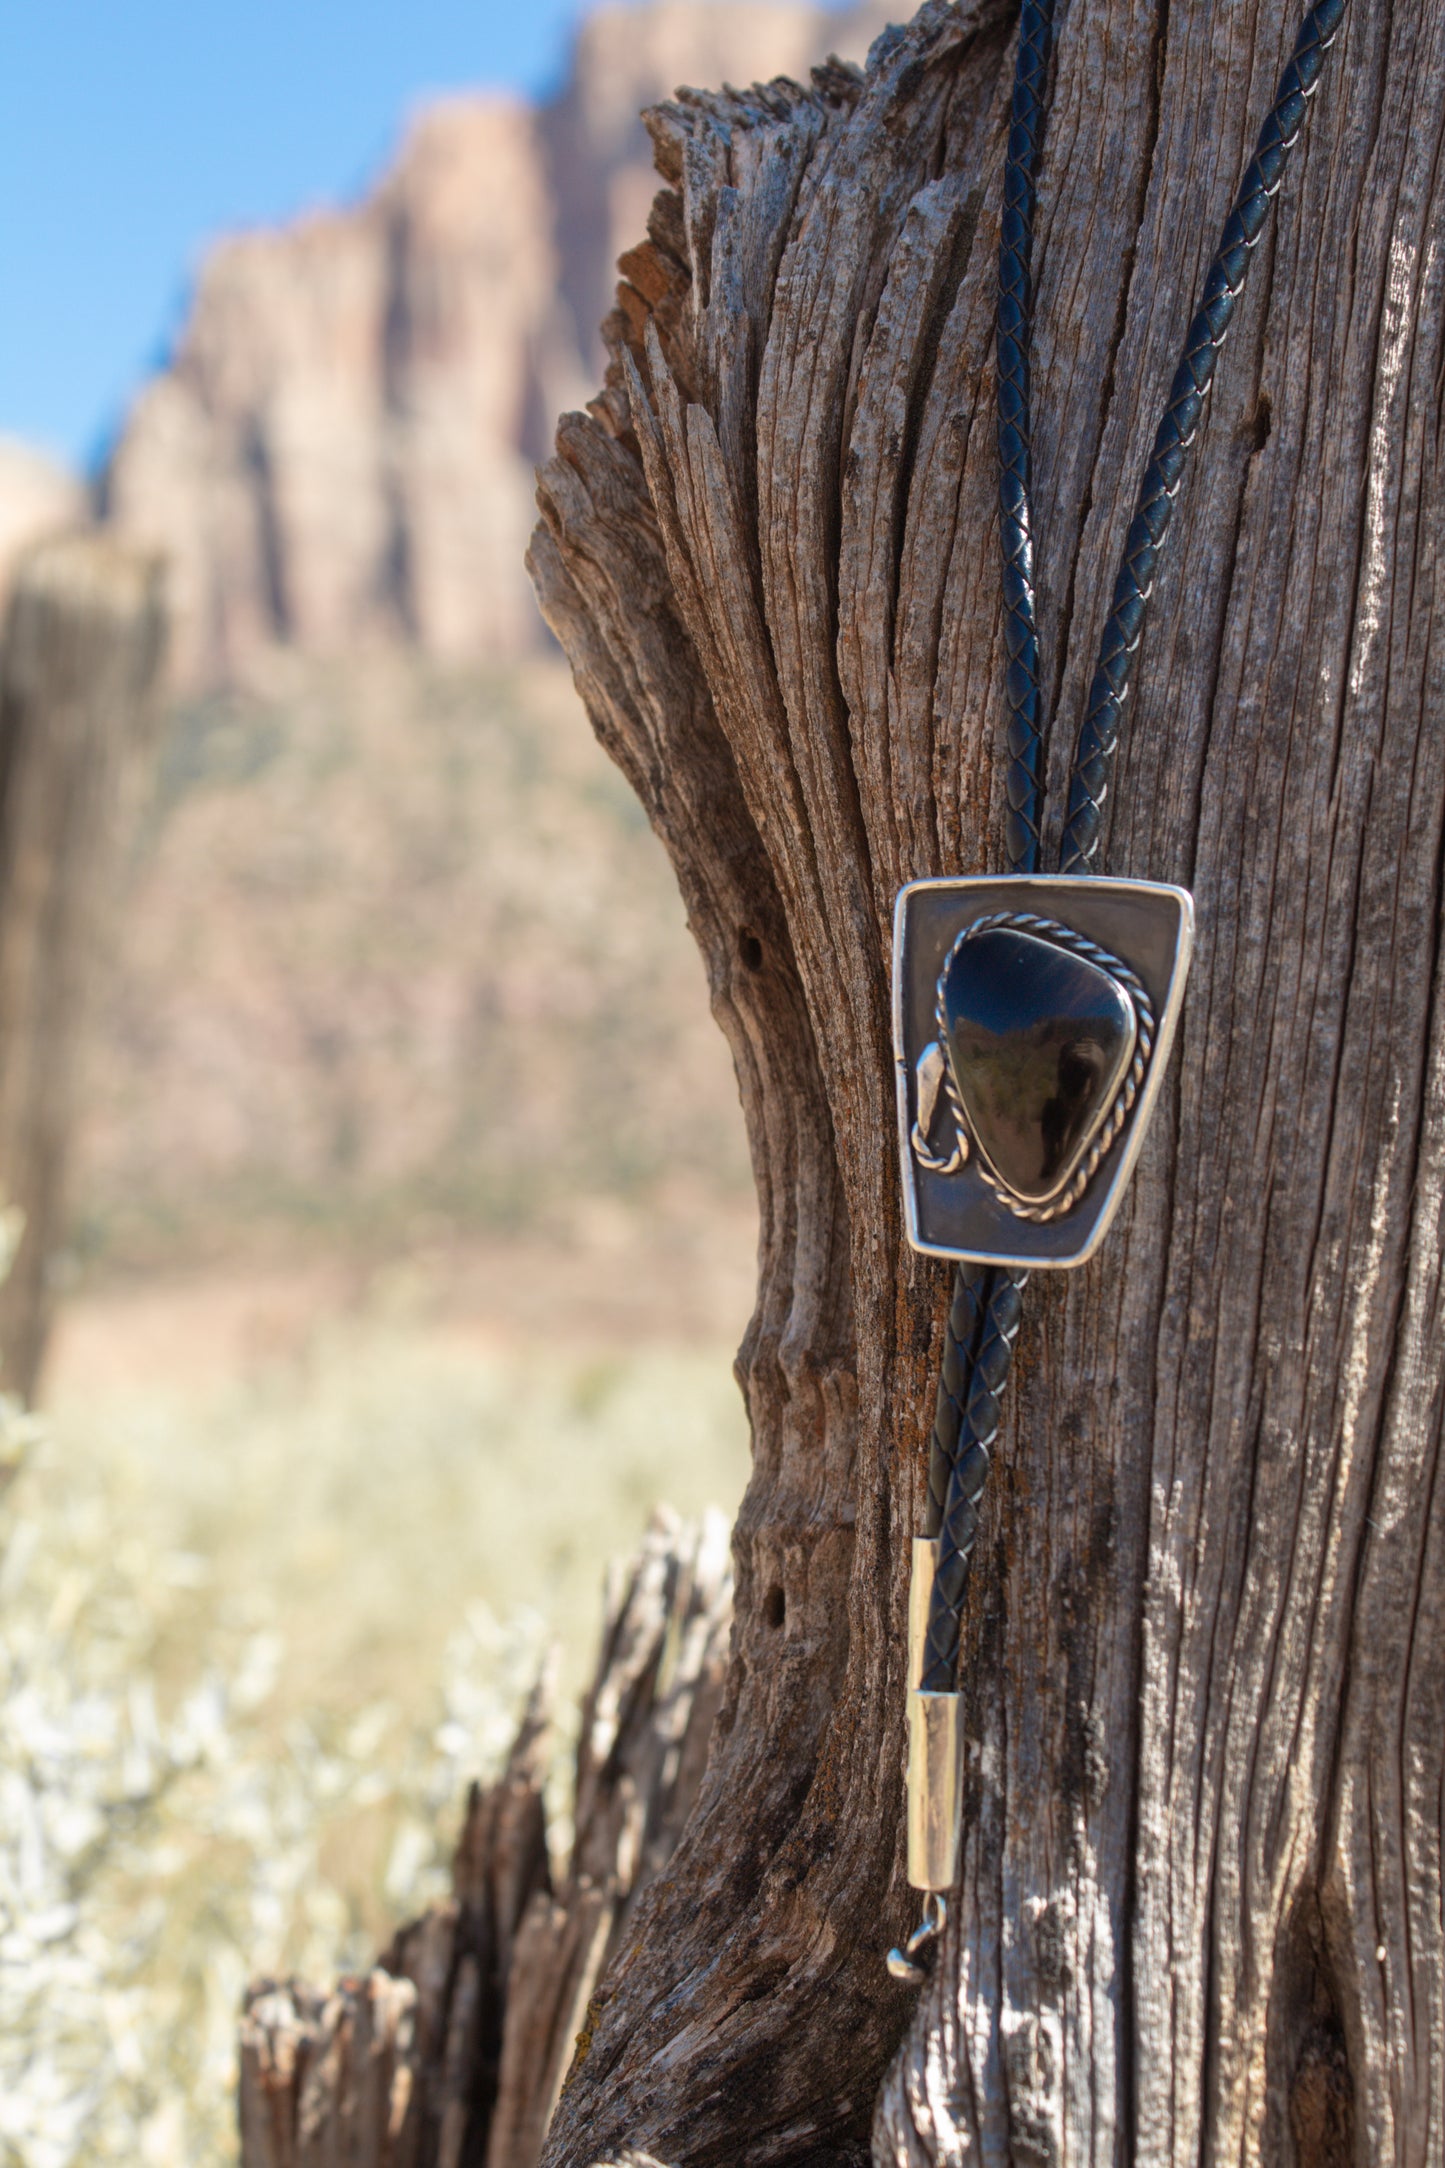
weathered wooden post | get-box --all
[0,533,165,1398]
[527,0,1445,2157]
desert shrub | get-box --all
[0,1405,544,2168]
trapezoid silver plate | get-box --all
[893,874,1194,1269]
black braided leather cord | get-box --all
[997,0,1056,877]
[1059,0,1346,873]
[917,0,1346,1699]
[920,1270,1026,1690]
[925,1262,990,1537]
[918,0,1056,1649]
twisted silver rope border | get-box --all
[926,911,1156,1224]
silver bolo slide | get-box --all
[886,872,1193,1986]
[893,873,1194,1273]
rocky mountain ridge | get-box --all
[105,1,894,688]
[0,439,85,616]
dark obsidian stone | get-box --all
[940,926,1136,1204]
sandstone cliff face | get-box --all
[107,98,583,685]
[105,0,893,687]
[0,440,86,616]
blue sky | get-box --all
[0,0,599,470]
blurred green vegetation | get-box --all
[9,1318,747,2168]
[10,651,757,2168]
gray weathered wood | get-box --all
[527,0,1445,2158]
[0,532,165,1397]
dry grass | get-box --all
[8,1293,749,2168]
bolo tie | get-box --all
[886,0,1346,1984]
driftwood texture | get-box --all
[238,1513,731,2168]
[0,533,165,1397]
[526,0,1445,2160]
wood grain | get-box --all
[528,0,1445,2158]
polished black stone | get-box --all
[940,926,1137,1204]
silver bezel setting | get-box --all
[893,874,1194,1269]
